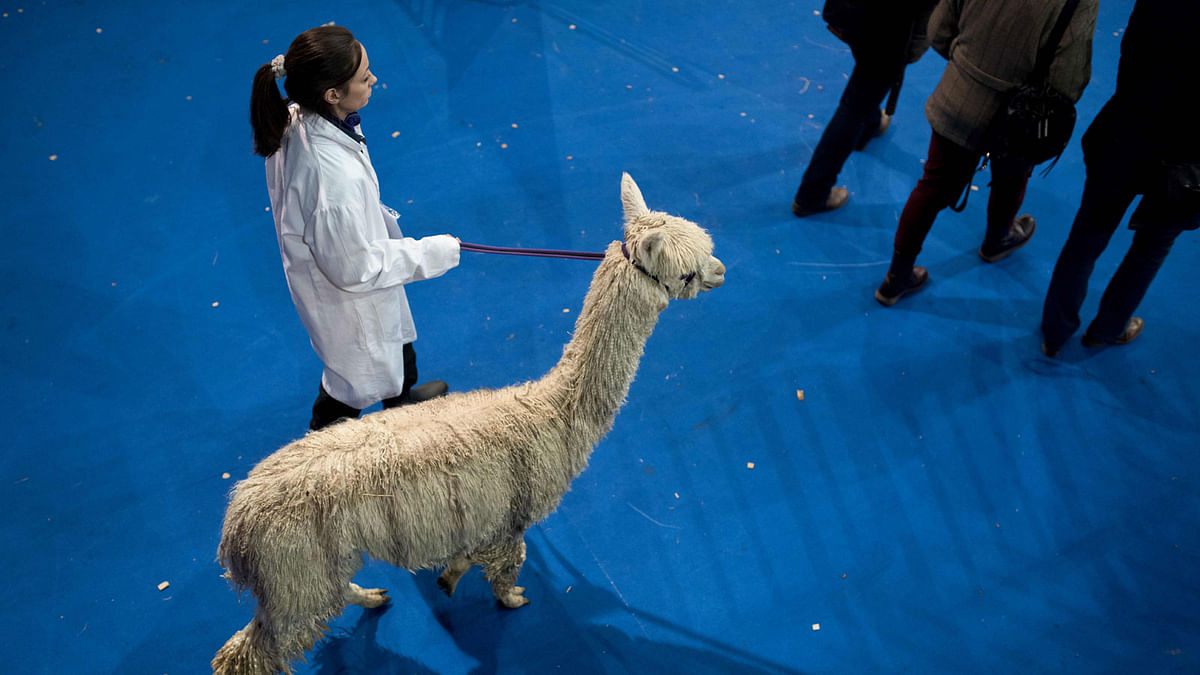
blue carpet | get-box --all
[1,1,1196,673]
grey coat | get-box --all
[925,0,1099,151]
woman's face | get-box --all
[328,44,376,119]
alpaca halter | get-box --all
[271,54,286,79]
[621,241,696,294]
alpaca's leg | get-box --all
[477,538,530,608]
[437,556,472,597]
[212,607,326,675]
[344,582,390,608]
[212,612,285,675]
[216,542,357,673]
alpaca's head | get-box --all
[619,172,725,300]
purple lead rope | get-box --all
[459,241,606,261]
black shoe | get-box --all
[792,186,849,218]
[1082,317,1144,347]
[979,214,1036,262]
[874,266,929,306]
[406,380,449,403]
[855,110,891,151]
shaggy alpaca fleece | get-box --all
[212,173,725,675]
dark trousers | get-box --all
[891,132,1032,266]
[309,342,419,431]
[794,53,901,208]
[1040,165,1181,351]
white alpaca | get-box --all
[212,173,725,675]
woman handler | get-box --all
[250,26,461,431]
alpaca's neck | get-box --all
[538,243,664,452]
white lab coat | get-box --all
[266,105,460,409]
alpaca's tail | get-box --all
[211,617,287,675]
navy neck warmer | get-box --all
[323,111,364,144]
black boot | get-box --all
[405,380,449,403]
[382,380,449,409]
[875,253,928,306]
[792,186,850,218]
[979,214,1036,262]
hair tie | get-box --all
[270,54,287,80]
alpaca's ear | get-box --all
[637,232,665,267]
[621,172,649,223]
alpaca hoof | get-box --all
[348,585,391,608]
[361,588,391,608]
[498,587,530,609]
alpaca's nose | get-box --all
[704,257,725,290]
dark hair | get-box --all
[249,25,363,157]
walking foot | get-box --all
[979,214,1036,262]
[875,266,929,306]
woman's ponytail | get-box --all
[250,26,360,157]
[250,63,290,157]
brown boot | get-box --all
[1082,317,1144,347]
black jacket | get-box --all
[1086,0,1200,162]
[822,0,939,63]
[1084,0,1200,229]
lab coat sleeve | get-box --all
[306,203,461,292]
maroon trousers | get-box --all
[891,131,1032,267]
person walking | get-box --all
[791,0,938,218]
[249,26,462,430]
[1040,0,1200,357]
[874,0,1098,306]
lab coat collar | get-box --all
[296,105,367,152]
[320,111,365,144]
[293,105,379,188]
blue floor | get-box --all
[2,1,1197,673]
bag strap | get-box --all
[949,155,990,213]
[885,70,903,116]
[1030,0,1082,86]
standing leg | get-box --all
[876,132,978,304]
[978,157,1036,262]
[437,556,473,597]
[474,538,530,608]
[212,611,290,675]
[793,56,900,216]
[310,382,362,431]
[382,342,420,408]
[383,342,448,407]
[214,558,354,675]
[344,582,390,608]
[1084,226,1181,342]
[1041,172,1138,352]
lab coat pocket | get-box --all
[363,290,405,345]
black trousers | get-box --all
[309,342,419,431]
[794,50,902,208]
[1041,161,1181,351]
